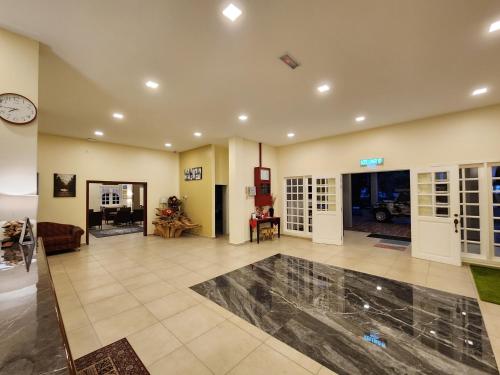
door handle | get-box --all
[453,218,459,233]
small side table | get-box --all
[249,217,281,244]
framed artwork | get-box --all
[184,167,203,181]
[53,173,76,197]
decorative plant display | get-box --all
[1,220,23,249]
[153,195,200,238]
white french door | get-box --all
[312,176,343,245]
[411,167,461,266]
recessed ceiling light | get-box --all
[238,114,248,121]
[112,112,124,119]
[287,132,295,138]
[471,87,488,96]
[94,130,104,136]
[317,84,330,93]
[145,80,159,89]
[164,143,172,148]
[489,20,500,33]
[194,132,202,137]
[222,3,242,22]
[355,115,366,123]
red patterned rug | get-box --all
[75,338,149,375]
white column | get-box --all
[228,137,248,244]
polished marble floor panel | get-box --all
[191,254,499,375]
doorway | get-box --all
[85,180,147,244]
[215,185,227,236]
[343,170,411,241]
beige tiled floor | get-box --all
[48,230,500,374]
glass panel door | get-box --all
[284,176,313,235]
[491,166,500,258]
[460,167,481,256]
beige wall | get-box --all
[229,138,278,244]
[278,104,500,177]
[38,134,179,236]
[0,28,39,197]
[179,145,214,237]
[214,145,229,185]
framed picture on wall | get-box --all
[184,167,202,181]
[53,173,76,197]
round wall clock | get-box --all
[0,93,37,125]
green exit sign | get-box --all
[360,158,384,167]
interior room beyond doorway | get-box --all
[343,170,411,241]
[86,180,147,244]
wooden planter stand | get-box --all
[153,218,201,238]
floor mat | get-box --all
[191,254,498,375]
[471,265,500,305]
[367,233,411,242]
[75,338,149,375]
[374,243,407,251]
[90,225,143,238]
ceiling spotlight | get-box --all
[489,20,500,33]
[287,132,295,138]
[472,87,488,96]
[238,114,248,122]
[164,143,172,148]
[194,132,202,137]
[222,3,242,22]
[94,130,104,136]
[356,115,366,123]
[145,80,159,89]
[317,84,330,93]
[112,112,124,120]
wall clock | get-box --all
[0,93,37,125]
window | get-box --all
[101,192,120,205]
[460,167,481,255]
[315,178,336,212]
[492,166,500,257]
[285,177,313,234]
[417,172,449,217]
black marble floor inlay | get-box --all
[191,254,499,375]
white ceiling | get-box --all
[1,0,500,151]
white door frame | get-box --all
[312,175,343,245]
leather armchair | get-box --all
[37,222,84,254]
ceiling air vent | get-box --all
[279,54,300,70]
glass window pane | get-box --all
[467,230,481,242]
[435,207,449,217]
[466,193,479,204]
[465,180,479,191]
[465,168,478,179]
[435,184,448,193]
[466,218,480,228]
[435,172,448,181]
[466,243,481,254]
[436,195,449,205]
[495,246,500,257]
[466,205,480,216]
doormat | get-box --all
[374,243,407,251]
[367,233,411,242]
[470,265,500,305]
[75,338,149,375]
[90,225,143,238]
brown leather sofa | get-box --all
[37,222,84,254]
